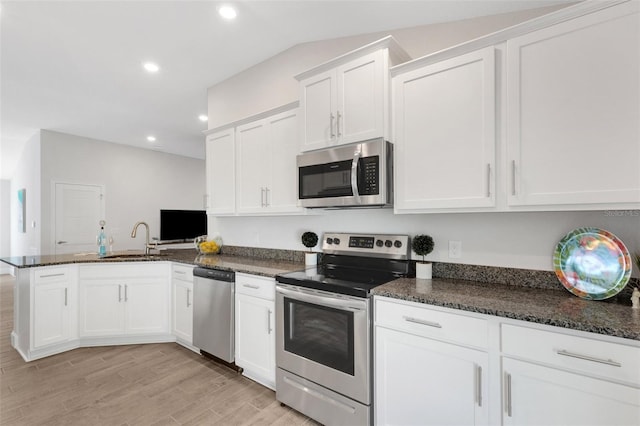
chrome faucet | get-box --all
[130,221,154,255]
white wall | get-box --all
[0,179,12,273]
[39,130,206,254]
[210,210,639,273]
[10,131,41,257]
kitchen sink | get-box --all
[100,251,167,260]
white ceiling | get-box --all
[0,0,575,180]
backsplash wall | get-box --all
[209,209,639,274]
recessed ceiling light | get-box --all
[218,4,237,20]
[198,114,208,122]
[143,62,160,73]
[147,136,156,142]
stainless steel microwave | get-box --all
[297,138,393,208]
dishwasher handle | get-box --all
[193,267,235,282]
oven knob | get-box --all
[326,238,333,245]
[376,239,384,247]
[334,238,341,245]
[385,240,392,247]
[394,240,403,248]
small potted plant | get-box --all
[412,234,435,279]
[301,231,319,266]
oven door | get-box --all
[276,283,371,404]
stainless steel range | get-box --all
[275,232,411,426]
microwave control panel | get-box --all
[358,156,379,195]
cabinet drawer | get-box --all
[172,264,194,282]
[34,267,70,284]
[236,273,275,301]
[502,324,640,385]
[79,263,168,279]
[375,298,488,349]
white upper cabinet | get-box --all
[506,1,640,209]
[235,107,302,215]
[393,47,496,213]
[205,128,236,215]
[297,36,410,152]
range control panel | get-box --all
[322,233,410,260]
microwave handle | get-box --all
[351,148,361,201]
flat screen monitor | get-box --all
[160,209,207,241]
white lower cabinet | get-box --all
[501,323,640,426]
[374,296,640,426]
[375,297,489,425]
[79,263,170,338]
[172,264,194,347]
[32,266,77,349]
[502,358,640,426]
[234,273,275,389]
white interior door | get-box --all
[54,183,105,254]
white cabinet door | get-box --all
[206,128,236,215]
[235,293,275,389]
[394,47,496,212]
[503,357,640,426]
[33,281,73,348]
[124,279,169,335]
[336,50,385,145]
[299,69,336,152]
[235,107,302,215]
[375,326,488,426]
[298,49,390,151]
[79,280,124,337]
[267,109,301,213]
[172,279,193,344]
[236,119,270,214]
[506,2,640,208]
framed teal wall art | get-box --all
[17,188,26,233]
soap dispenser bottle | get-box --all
[98,220,107,257]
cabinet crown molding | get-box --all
[295,35,411,81]
[391,0,633,76]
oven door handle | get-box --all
[277,285,366,311]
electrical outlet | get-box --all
[449,240,462,258]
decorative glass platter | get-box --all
[553,227,631,300]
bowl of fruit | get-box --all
[194,235,222,255]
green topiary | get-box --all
[301,231,319,252]
[412,234,434,263]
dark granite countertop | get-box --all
[0,248,305,279]
[372,277,640,341]
[4,249,639,340]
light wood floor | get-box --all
[0,274,318,425]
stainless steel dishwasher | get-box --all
[192,267,235,363]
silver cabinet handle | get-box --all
[64,288,68,307]
[39,273,65,278]
[556,349,621,367]
[336,110,342,137]
[124,284,128,302]
[486,163,491,198]
[260,187,265,207]
[267,309,272,334]
[174,270,186,275]
[265,187,270,207]
[118,284,122,302]
[475,365,482,407]
[57,241,67,245]
[402,316,442,329]
[243,283,260,289]
[505,372,512,417]
[511,160,516,196]
[330,113,335,138]
[186,289,191,308]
